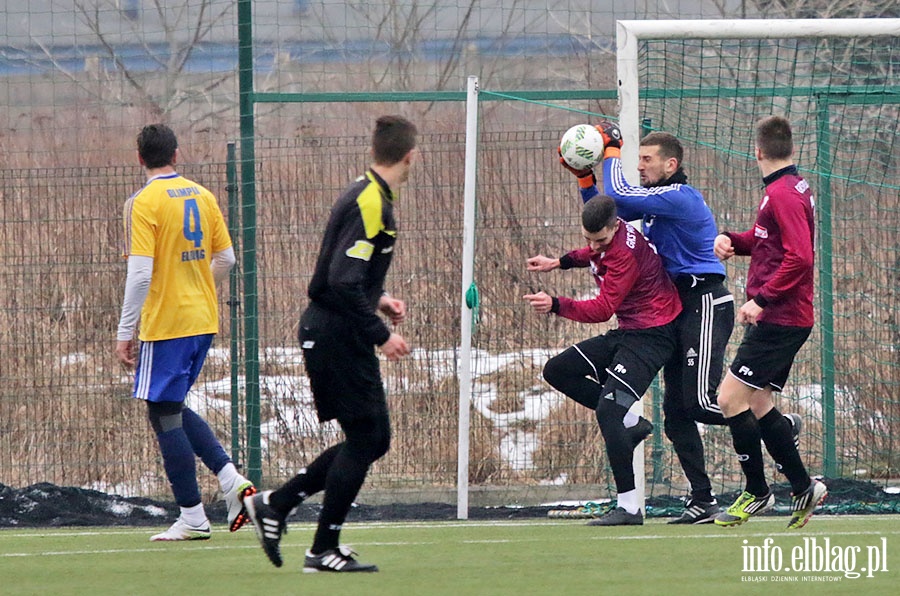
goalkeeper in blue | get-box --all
[561,124,735,524]
[561,123,802,524]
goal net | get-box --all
[615,19,900,508]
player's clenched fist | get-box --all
[713,234,735,260]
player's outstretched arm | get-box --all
[526,255,560,272]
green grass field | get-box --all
[2,516,897,595]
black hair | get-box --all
[582,195,618,232]
[640,131,684,165]
[137,124,178,169]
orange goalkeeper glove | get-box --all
[557,147,597,189]
[597,121,623,159]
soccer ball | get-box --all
[559,124,605,170]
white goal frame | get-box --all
[616,18,900,180]
[615,18,900,510]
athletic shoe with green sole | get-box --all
[150,517,211,541]
[714,491,774,527]
[788,479,827,529]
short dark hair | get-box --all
[640,131,683,165]
[371,115,417,165]
[582,195,618,233]
[137,124,178,169]
[756,116,793,160]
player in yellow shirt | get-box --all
[115,124,255,541]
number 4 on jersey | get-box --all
[183,198,204,248]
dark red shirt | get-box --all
[557,219,682,329]
[726,167,815,327]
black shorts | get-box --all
[729,322,812,391]
[571,322,677,408]
[299,304,388,423]
[663,277,733,423]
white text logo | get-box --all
[742,537,889,580]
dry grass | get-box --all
[0,87,898,502]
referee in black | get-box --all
[246,115,417,573]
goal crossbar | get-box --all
[614,17,900,508]
[616,18,900,176]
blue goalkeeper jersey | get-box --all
[578,156,726,280]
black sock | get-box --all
[595,399,634,493]
[758,408,811,494]
[270,443,343,513]
[311,445,371,554]
[726,409,768,496]
[665,412,714,503]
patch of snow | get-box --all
[59,352,89,366]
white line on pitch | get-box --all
[2,520,899,559]
[1,514,898,538]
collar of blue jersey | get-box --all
[366,168,396,202]
[645,167,688,188]
[762,164,798,186]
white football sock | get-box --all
[617,489,640,514]
[180,502,208,526]
[623,412,639,428]
[217,462,240,492]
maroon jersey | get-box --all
[726,167,815,327]
[557,219,682,329]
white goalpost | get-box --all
[457,75,480,519]
[615,17,900,512]
[456,18,900,521]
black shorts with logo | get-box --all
[729,321,812,391]
[571,322,678,408]
[298,303,388,423]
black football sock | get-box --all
[758,408,811,494]
[270,443,343,514]
[595,398,635,494]
[726,409,769,496]
[310,444,370,554]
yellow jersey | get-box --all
[123,173,232,341]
